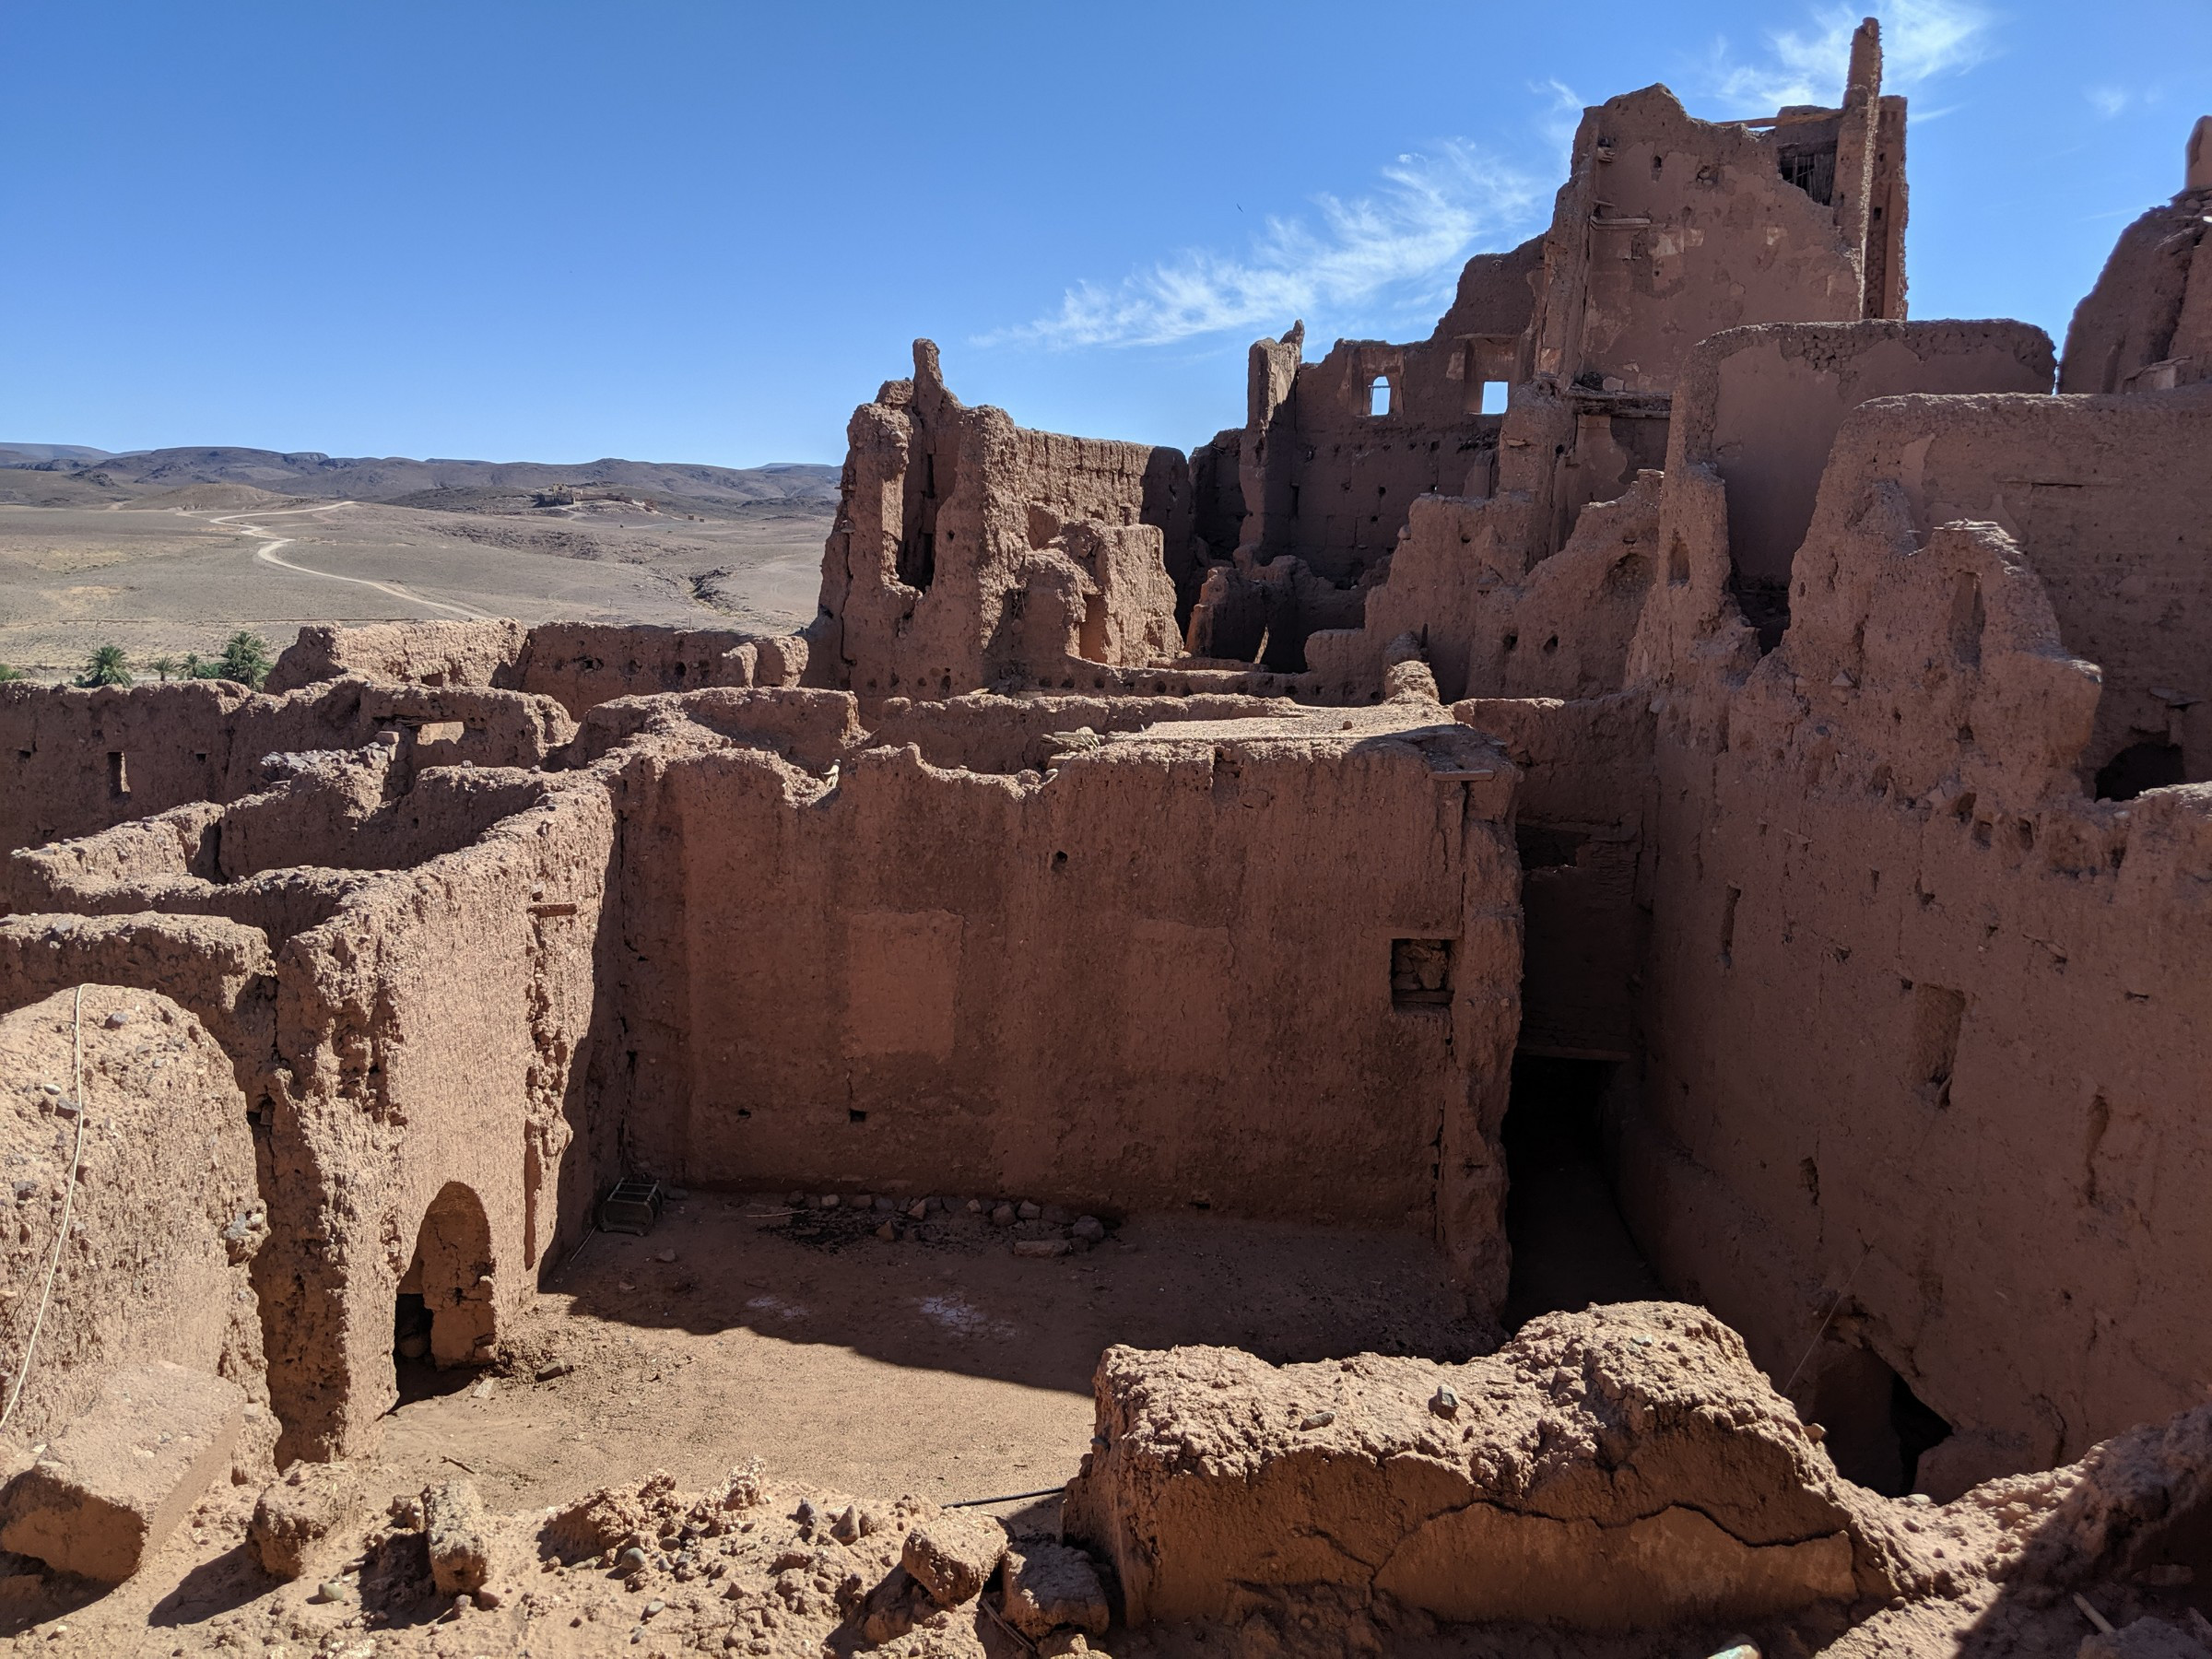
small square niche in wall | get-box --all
[1391,938,1453,1008]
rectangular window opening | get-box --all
[1479,380,1509,416]
[107,751,129,798]
[1369,376,1394,418]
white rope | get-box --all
[2,987,91,1431]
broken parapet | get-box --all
[1064,1302,1915,1632]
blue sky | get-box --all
[6,1,2206,465]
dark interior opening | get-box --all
[394,1290,428,1361]
[1500,1055,1661,1329]
[1777,141,1838,204]
[899,531,936,591]
[1792,1337,1953,1495]
[2095,738,2185,802]
[1390,938,1453,1007]
[1893,1372,1956,1493]
[1729,573,1791,654]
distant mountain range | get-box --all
[0,444,841,514]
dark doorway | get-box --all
[390,1290,465,1406]
[1500,1055,1662,1329]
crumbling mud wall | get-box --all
[1310,472,1663,704]
[2060,124,2212,394]
[0,987,269,1449]
[1188,41,1905,685]
[1232,239,1542,581]
[1764,388,2212,784]
[1065,1303,1913,1631]
[0,677,572,859]
[263,770,616,1458]
[807,340,1191,700]
[1667,320,2054,594]
[616,701,1524,1296]
[864,688,1298,774]
[1619,391,2212,1491]
[1455,692,1654,1062]
[0,915,276,1113]
[267,620,807,714]
[0,736,618,1461]
[6,745,559,947]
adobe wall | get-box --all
[0,728,620,1461]
[1620,408,2212,1485]
[2060,187,2212,394]
[0,677,572,859]
[1779,388,2212,784]
[1667,320,2055,589]
[610,701,1525,1298]
[1066,1305,1912,1630]
[264,769,617,1457]
[0,987,269,1449]
[1529,85,1891,402]
[1455,692,1654,1062]
[267,620,807,714]
[808,340,1191,700]
[1308,472,1662,703]
[0,914,276,1113]
[568,685,865,772]
[865,689,1297,775]
[6,747,557,947]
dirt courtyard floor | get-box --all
[6,1201,1489,1653]
[389,1197,1491,1522]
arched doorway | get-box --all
[394,1182,498,1370]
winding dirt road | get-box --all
[208,500,495,621]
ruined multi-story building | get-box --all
[5,22,2212,1651]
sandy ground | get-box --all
[2,1203,1488,1653]
[380,1198,1489,1522]
[0,498,831,677]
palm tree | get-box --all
[217,630,274,688]
[147,654,181,681]
[76,645,132,688]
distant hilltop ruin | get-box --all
[4,20,2212,1653]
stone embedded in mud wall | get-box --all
[1065,1302,1912,1632]
[0,1360,245,1583]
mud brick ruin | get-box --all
[6,21,2212,1654]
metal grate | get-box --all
[600,1176,665,1236]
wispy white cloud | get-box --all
[2085,85,2134,120]
[1701,0,1993,112]
[982,142,1541,351]
[1533,77,1587,167]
